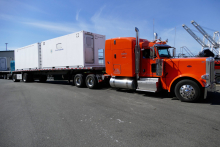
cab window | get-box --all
[142,49,150,58]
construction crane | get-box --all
[180,46,195,57]
[191,20,219,48]
[182,24,208,49]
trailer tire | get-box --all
[39,75,47,83]
[12,74,19,82]
[216,77,220,84]
[7,74,10,80]
[175,79,201,102]
[23,73,29,83]
[74,74,85,88]
[86,74,97,89]
[72,75,75,86]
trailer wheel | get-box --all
[86,74,97,89]
[74,74,85,88]
[12,74,20,82]
[175,79,201,102]
[7,74,10,80]
[72,75,75,86]
[39,75,47,83]
[23,73,29,83]
[216,77,220,84]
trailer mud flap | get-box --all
[16,74,22,80]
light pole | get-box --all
[5,43,8,51]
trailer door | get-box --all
[0,58,7,70]
[85,35,94,63]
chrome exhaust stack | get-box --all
[154,33,158,40]
[135,27,139,46]
[135,27,140,80]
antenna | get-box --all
[5,43,8,51]
[153,19,154,40]
[174,27,176,48]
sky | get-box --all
[0,0,220,55]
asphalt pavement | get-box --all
[0,79,220,147]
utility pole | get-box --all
[5,43,8,51]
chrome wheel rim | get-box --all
[76,77,81,86]
[180,85,195,99]
[87,77,93,87]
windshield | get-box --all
[157,48,171,57]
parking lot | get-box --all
[0,79,220,147]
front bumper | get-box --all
[204,83,216,99]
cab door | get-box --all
[140,48,158,77]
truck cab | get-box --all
[105,28,216,102]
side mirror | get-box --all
[150,46,154,60]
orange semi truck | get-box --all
[11,28,216,102]
[105,28,216,102]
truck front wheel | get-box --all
[86,74,97,89]
[174,79,201,102]
[74,74,85,88]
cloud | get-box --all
[23,21,78,33]
[91,5,106,21]
[0,14,16,21]
[76,9,81,21]
[1,5,203,55]
[0,0,47,14]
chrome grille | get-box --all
[206,57,215,84]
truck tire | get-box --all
[39,75,47,83]
[175,79,201,102]
[12,74,20,82]
[74,74,85,88]
[23,73,29,83]
[216,77,220,84]
[72,75,75,86]
[86,74,97,89]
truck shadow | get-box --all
[200,92,220,105]
[112,88,220,105]
[114,88,171,99]
[36,80,72,85]
[35,80,220,105]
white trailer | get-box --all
[12,31,107,88]
[41,31,105,69]
[15,43,41,70]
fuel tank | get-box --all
[110,77,136,89]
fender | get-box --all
[168,74,204,92]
